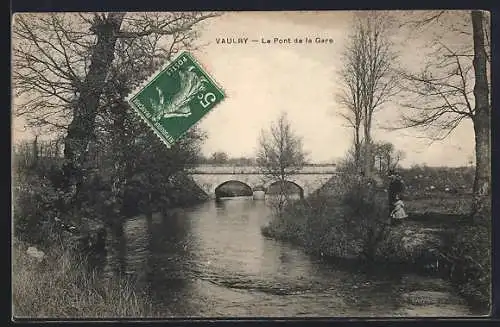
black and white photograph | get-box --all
[11,10,492,319]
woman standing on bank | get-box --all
[388,170,405,223]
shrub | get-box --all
[12,170,65,246]
[262,172,391,262]
[447,223,491,311]
[335,179,391,261]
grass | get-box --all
[12,239,161,319]
[405,192,473,216]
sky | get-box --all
[12,11,479,167]
[189,11,477,167]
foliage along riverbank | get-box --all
[12,140,209,318]
[13,153,208,243]
[12,169,207,319]
[12,238,161,319]
[261,179,490,314]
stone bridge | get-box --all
[188,164,339,198]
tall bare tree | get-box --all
[395,10,491,221]
[470,10,491,220]
[337,12,398,176]
[12,12,218,216]
[257,112,306,206]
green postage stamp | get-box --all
[126,51,225,147]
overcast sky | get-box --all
[188,11,477,167]
[12,11,479,167]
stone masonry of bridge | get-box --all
[188,164,338,198]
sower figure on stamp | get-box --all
[388,170,405,224]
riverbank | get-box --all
[12,238,161,319]
[261,192,490,314]
[121,171,209,217]
[12,168,209,318]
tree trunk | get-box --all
[62,13,126,210]
[354,128,361,169]
[109,102,130,215]
[471,10,491,223]
[32,135,39,167]
[363,124,373,178]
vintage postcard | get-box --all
[11,10,492,319]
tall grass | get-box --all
[12,239,161,319]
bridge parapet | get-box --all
[190,164,337,175]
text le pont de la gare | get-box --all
[215,37,334,45]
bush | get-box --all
[447,223,491,311]
[339,181,391,261]
[262,173,391,262]
[12,170,66,246]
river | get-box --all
[102,197,474,318]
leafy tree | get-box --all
[12,12,218,227]
[210,151,229,164]
[13,12,218,218]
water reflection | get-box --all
[101,198,471,317]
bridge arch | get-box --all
[266,180,304,198]
[214,180,253,198]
